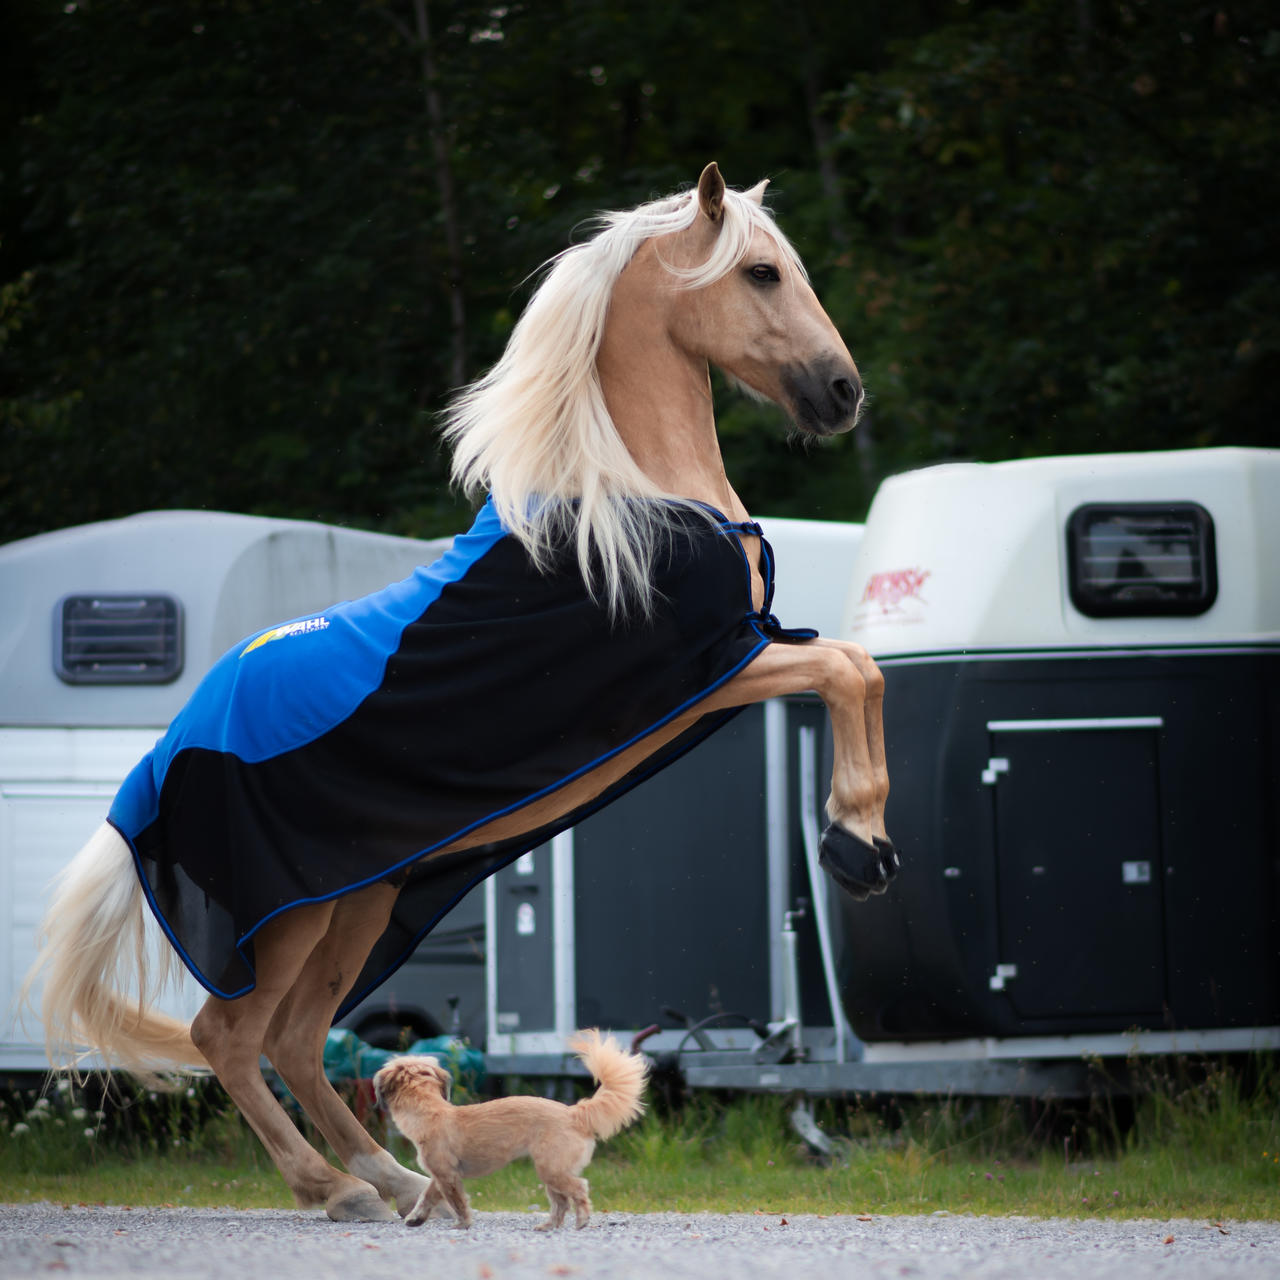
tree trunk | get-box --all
[411,0,467,391]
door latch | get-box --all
[982,757,1010,786]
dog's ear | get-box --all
[432,1061,452,1102]
[371,1064,390,1109]
[374,1060,409,1108]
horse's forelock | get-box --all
[658,187,806,290]
[578,184,802,292]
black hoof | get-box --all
[819,824,890,901]
[874,836,901,883]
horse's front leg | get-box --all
[700,640,895,898]
[803,638,889,816]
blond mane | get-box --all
[441,181,804,616]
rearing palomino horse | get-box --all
[26,163,896,1222]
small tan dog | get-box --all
[373,1029,648,1231]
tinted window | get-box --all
[55,594,184,684]
[1067,503,1217,618]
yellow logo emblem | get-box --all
[241,616,331,657]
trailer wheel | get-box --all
[355,1016,440,1051]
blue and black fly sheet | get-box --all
[108,498,814,1018]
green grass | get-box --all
[2,1057,1278,1220]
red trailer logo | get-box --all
[859,568,931,615]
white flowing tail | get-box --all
[20,822,207,1080]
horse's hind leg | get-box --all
[263,882,429,1217]
[189,901,396,1222]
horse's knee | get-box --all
[830,654,866,706]
[838,641,883,697]
[863,659,884,701]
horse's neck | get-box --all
[597,338,749,523]
[598,338,764,611]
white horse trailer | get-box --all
[0,510,478,1078]
[824,446,1280,1068]
[486,447,1280,1099]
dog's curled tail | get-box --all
[568,1028,648,1140]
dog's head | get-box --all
[371,1054,453,1112]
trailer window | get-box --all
[55,594,183,684]
[1067,503,1217,618]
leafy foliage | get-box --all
[1,1,1275,545]
[832,0,1279,471]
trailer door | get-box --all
[985,718,1167,1022]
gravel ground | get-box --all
[1,1202,1277,1280]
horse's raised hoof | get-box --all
[874,836,901,883]
[819,824,890,900]
[325,1184,400,1223]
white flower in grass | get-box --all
[32,1097,51,1110]
[84,1128,96,1139]
[71,1107,87,1121]
[12,1123,30,1135]
[25,1108,49,1122]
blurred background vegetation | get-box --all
[1,0,1275,544]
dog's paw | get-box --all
[404,1189,431,1228]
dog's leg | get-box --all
[263,882,430,1218]
[190,902,395,1222]
[426,1167,473,1228]
[404,1179,446,1228]
[535,1182,569,1231]
[566,1176,592,1229]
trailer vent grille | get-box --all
[1067,503,1217,618]
[55,594,183,684]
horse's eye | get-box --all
[749,263,780,284]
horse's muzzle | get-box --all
[782,359,864,437]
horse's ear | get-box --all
[697,162,725,224]
[743,178,770,206]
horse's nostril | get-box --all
[832,375,863,412]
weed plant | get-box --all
[2,1054,1277,1219]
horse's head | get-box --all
[446,164,866,615]
[650,163,864,438]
